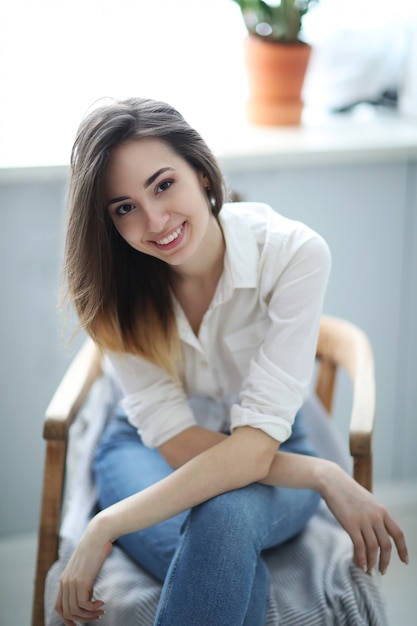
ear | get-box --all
[199,172,210,190]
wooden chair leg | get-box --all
[32,440,67,626]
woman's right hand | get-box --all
[55,517,113,625]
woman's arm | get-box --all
[55,425,278,624]
[159,425,408,576]
[262,450,409,575]
[55,424,409,625]
[89,426,279,538]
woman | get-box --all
[56,97,408,626]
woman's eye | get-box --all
[116,203,134,216]
[156,180,173,193]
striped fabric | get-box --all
[45,503,388,626]
[44,377,388,625]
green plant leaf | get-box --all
[231,0,314,43]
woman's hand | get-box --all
[319,462,409,575]
[55,516,113,625]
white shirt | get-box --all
[106,202,331,448]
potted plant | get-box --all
[231,0,317,125]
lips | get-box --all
[151,222,186,251]
[155,223,183,245]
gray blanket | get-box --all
[44,375,389,625]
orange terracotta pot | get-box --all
[243,36,312,126]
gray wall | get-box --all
[1,157,416,536]
[222,158,417,482]
[0,176,84,536]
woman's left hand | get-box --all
[320,463,409,575]
[55,517,113,625]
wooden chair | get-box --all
[31,314,375,626]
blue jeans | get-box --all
[93,409,320,626]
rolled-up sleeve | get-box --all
[107,352,196,448]
[230,232,331,442]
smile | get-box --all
[155,224,184,246]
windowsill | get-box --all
[213,108,417,171]
[2,109,417,184]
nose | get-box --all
[142,202,169,234]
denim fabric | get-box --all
[94,410,320,626]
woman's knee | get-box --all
[189,485,267,547]
[189,483,321,553]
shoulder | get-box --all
[220,202,331,301]
[221,201,330,260]
[221,201,279,233]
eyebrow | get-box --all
[144,167,175,189]
[107,166,176,207]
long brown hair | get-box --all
[62,97,227,377]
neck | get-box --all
[174,214,225,287]
[172,216,225,336]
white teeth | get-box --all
[156,224,183,245]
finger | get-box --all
[56,587,74,626]
[78,598,106,620]
[78,583,105,615]
[54,585,62,616]
[60,581,72,625]
[68,584,104,622]
[68,583,80,621]
[80,598,105,610]
[56,588,76,626]
[361,524,381,574]
[350,529,368,573]
[372,521,393,574]
[384,513,409,565]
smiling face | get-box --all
[105,138,219,272]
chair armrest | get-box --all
[33,338,102,626]
[43,338,102,441]
[317,316,376,490]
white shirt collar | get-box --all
[175,204,260,345]
[215,204,259,302]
